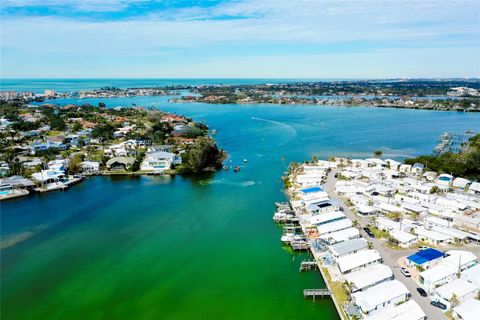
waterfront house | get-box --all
[106,157,135,171]
[32,170,65,184]
[329,238,367,259]
[351,280,410,316]
[307,199,340,215]
[364,300,426,320]
[433,279,478,310]
[316,218,352,236]
[80,161,100,173]
[318,227,360,245]
[452,299,480,320]
[140,151,181,172]
[337,249,382,274]
[309,211,346,226]
[344,263,393,293]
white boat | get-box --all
[281,233,295,243]
[273,211,295,222]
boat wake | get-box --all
[0,224,50,250]
[251,117,297,136]
[198,179,260,187]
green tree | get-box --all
[178,138,223,174]
[71,121,83,132]
[91,124,115,141]
[68,154,84,175]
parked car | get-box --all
[363,227,374,238]
[431,301,447,310]
[416,287,427,297]
[400,267,411,277]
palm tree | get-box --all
[449,293,460,308]
[367,242,374,249]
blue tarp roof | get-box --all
[407,248,444,265]
[300,186,323,194]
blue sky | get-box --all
[1,0,479,78]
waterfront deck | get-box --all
[299,261,318,272]
[303,289,331,298]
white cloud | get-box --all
[1,0,479,77]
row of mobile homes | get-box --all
[337,249,382,274]
[351,280,410,316]
[344,263,393,293]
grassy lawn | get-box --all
[370,227,389,239]
[47,130,65,136]
[322,268,348,320]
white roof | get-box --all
[401,202,426,213]
[352,280,409,313]
[453,177,471,188]
[319,227,359,244]
[309,211,345,225]
[390,229,417,244]
[443,250,478,268]
[460,264,480,288]
[375,202,404,213]
[330,238,367,257]
[453,299,480,320]
[420,263,457,283]
[365,300,426,320]
[425,216,451,228]
[355,204,377,214]
[435,278,477,300]
[432,226,471,240]
[337,250,382,273]
[344,264,393,291]
[468,182,480,192]
[316,218,352,235]
[415,227,451,241]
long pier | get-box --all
[303,289,331,298]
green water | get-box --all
[2,101,480,319]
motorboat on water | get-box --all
[281,233,295,244]
[233,165,241,172]
[273,211,294,222]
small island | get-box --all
[0,100,225,199]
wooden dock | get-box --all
[303,289,331,298]
[299,261,318,272]
[291,242,309,251]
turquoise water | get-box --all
[2,88,480,319]
[0,78,335,93]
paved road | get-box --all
[324,169,446,320]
